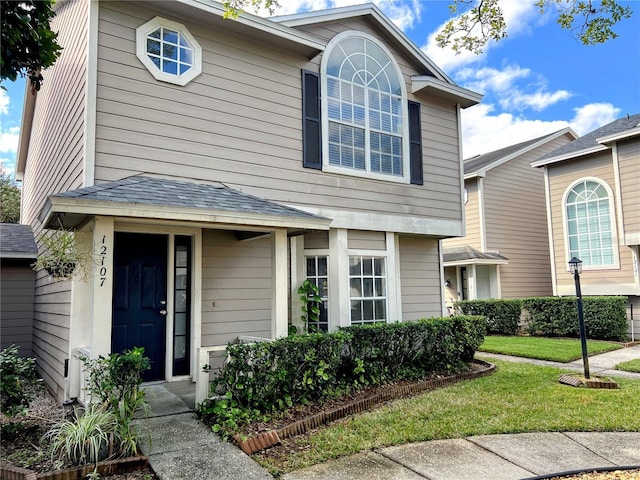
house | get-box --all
[16,0,481,404]
[532,114,640,337]
[442,129,577,306]
[0,223,37,356]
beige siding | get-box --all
[1,263,35,356]
[547,153,636,295]
[93,3,463,226]
[19,0,88,401]
[398,235,442,319]
[443,178,480,248]
[201,230,272,347]
[304,231,329,250]
[627,296,640,339]
[347,230,386,250]
[617,139,640,241]
[482,136,574,298]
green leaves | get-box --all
[1,1,63,90]
[0,345,37,416]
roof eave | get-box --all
[597,126,640,145]
[40,196,332,232]
[443,258,509,267]
[411,76,482,109]
[176,0,325,54]
[15,83,37,180]
[531,144,609,168]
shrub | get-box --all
[199,315,485,438]
[78,347,150,457]
[523,296,627,341]
[454,299,522,335]
[0,345,37,416]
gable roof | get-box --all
[463,128,577,179]
[0,223,38,259]
[532,113,640,167]
[273,3,481,108]
[40,176,330,232]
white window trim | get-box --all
[561,177,620,271]
[136,17,202,86]
[320,31,410,184]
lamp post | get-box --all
[569,257,590,379]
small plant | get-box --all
[31,228,94,279]
[0,345,37,416]
[79,347,151,457]
[297,279,322,332]
[46,405,120,466]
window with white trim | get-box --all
[136,17,202,86]
[305,256,329,332]
[349,256,387,324]
[322,33,408,181]
[565,179,615,267]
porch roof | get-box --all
[443,245,509,266]
[40,176,331,233]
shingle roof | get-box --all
[0,223,38,259]
[443,245,509,264]
[537,113,640,163]
[52,176,324,221]
[464,130,567,176]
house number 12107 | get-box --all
[98,235,108,287]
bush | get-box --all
[199,316,485,438]
[454,299,522,335]
[523,296,627,341]
[0,345,37,416]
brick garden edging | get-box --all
[0,455,149,480]
[237,360,496,455]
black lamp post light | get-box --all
[568,257,590,379]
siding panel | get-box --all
[617,139,640,239]
[0,264,35,355]
[399,235,442,319]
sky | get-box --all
[1,0,639,179]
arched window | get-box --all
[565,179,615,267]
[322,33,408,180]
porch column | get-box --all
[271,229,288,339]
[91,216,115,357]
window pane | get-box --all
[163,43,178,60]
[363,278,374,297]
[180,48,192,65]
[163,29,178,44]
[147,39,161,56]
[176,268,188,289]
[318,256,327,276]
[362,300,374,320]
[162,60,178,74]
[374,299,386,320]
[175,290,186,311]
[174,337,186,360]
[175,313,187,335]
[149,29,161,39]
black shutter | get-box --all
[302,70,322,170]
[408,100,423,185]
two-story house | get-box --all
[442,129,577,307]
[532,114,640,337]
[17,0,481,403]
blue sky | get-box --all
[1,0,639,178]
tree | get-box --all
[0,172,21,223]
[1,0,62,91]
[223,0,632,54]
[436,0,633,54]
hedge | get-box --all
[523,296,627,341]
[454,299,522,335]
[200,316,485,437]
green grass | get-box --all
[255,360,640,474]
[616,358,640,373]
[478,336,622,362]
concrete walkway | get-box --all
[137,344,640,480]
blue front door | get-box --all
[112,232,167,381]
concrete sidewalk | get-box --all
[137,344,640,480]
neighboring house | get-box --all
[0,223,37,356]
[442,129,578,306]
[532,114,640,337]
[16,1,480,403]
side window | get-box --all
[305,256,329,332]
[136,17,202,86]
[349,255,387,324]
[565,179,615,268]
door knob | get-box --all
[160,300,167,305]
[159,310,167,316]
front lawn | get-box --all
[254,360,640,474]
[478,335,622,362]
[617,358,640,373]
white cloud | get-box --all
[0,126,20,154]
[501,89,572,111]
[460,102,623,158]
[0,90,9,115]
